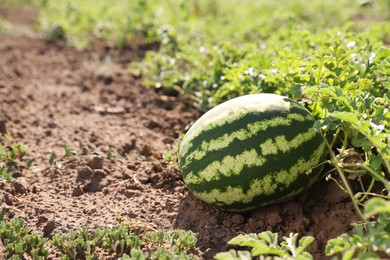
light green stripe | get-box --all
[191,141,326,206]
[184,148,266,184]
[193,174,278,205]
[260,127,317,156]
[184,125,318,185]
[182,113,309,167]
[180,94,291,158]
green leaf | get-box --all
[361,139,373,152]
[341,247,356,260]
[214,249,252,260]
[63,144,73,157]
[49,153,56,165]
[351,132,366,147]
[0,208,6,222]
[325,235,351,256]
[298,236,315,252]
[364,198,390,218]
[26,158,34,168]
[331,112,359,124]
[359,252,380,259]
[228,234,262,248]
[368,154,383,170]
[251,244,286,257]
[257,231,278,245]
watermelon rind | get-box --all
[179,93,327,212]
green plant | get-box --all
[0,218,48,259]
[0,207,6,222]
[50,227,106,259]
[0,133,28,181]
[162,143,179,163]
[169,229,198,254]
[63,144,76,157]
[215,231,314,260]
[102,224,142,256]
[0,217,198,259]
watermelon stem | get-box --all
[356,178,376,203]
[325,138,366,221]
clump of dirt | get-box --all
[0,12,359,259]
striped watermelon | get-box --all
[179,93,327,212]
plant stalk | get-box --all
[325,139,366,221]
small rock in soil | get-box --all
[146,119,162,129]
[265,209,282,227]
[36,216,49,226]
[72,185,84,197]
[222,213,245,227]
[77,166,94,180]
[3,193,13,205]
[230,213,245,225]
[282,201,302,216]
[13,178,29,194]
[87,156,104,169]
[136,173,150,184]
[83,207,97,215]
[121,134,137,155]
[42,220,56,236]
[0,119,6,134]
[246,217,265,230]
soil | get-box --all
[0,7,360,260]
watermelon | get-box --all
[179,93,327,212]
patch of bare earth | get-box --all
[0,11,359,260]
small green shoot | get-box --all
[48,152,56,165]
[63,144,76,157]
[0,133,28,181]
[107,147,113,159]
[51,227,106,259]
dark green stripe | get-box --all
[181,115,315,177]
[213,152,325,211]
[181,103,309,161]
[186,130,324,193]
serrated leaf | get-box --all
[331,112,359,124]
[228,234,262,247]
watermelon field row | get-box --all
[1,0,390,259]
